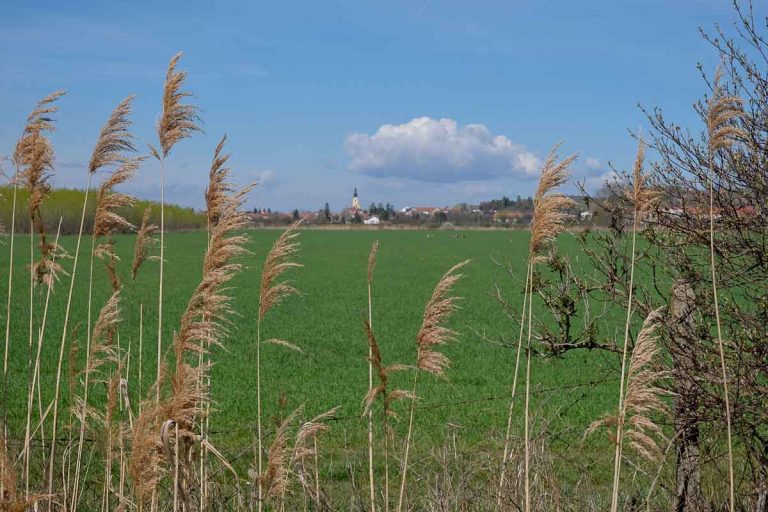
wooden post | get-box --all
[671,279,703,512]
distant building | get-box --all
[364,215,380,225]
[400,206,442,217]
[351,186,361,211]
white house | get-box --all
[364,216,380,225]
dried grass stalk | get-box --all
[255,221,303,512]
[398,260,469,512]
[366,240,379,512]
[130,153,251,508]
[705,67,744,512]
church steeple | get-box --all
[351,186,361,210]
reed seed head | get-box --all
[416,260,470,379]
[157,52,201,158]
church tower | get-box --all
[351,186,361,210]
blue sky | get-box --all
[0,0,756,211]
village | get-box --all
[248,186,598,228]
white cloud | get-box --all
[345,117,541,182]
[253,169,279,188]
[585,157,602,170]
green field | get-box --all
[2,228,623,493]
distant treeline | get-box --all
[0,186,206,235]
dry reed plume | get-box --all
[13,90,66,499]
[586,309,670,462]
[13,90,67,287]
[522,144,576,512]
[155,52,202,159]
[49,95,137,506]
[89,95,137,173]
[130,139,251,510]
[397,260,469,512]
[705,67,745,512]
[205,135,234,228]
[529,145,577,260]
[260,405,339,510]
[255,220,303,512]
[152,51,201,413]
[601,137,656,512]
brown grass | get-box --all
[397,260,469,512]
[156,52,202,159]
[523,144,576,512]
[586,309,669,461]
[255,220,303,512]
[705,67,745,512]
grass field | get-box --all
[3,229,621,484]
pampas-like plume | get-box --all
[294,406,339,507]
[606,137,652,512]
[89,95,136,173]
[585,309,669,462]
[397,260,469,512]
[258,222,303,321]
[529,145,577,259]
[416,260,470,379]
[706,67,744,512]
[707,68,746,153]
[131,207,158,281]
[156,52,202,158]
[63,96,137,508]
[255,222,303,512]
[85,291,122,377]
[130,164,251,509]
[626,138,659,216]
[168,181,253,426]
[293,406,340,463]
[205,135,233,228]
[14,90,68,287]
[129,396,166,509]
[264,406,302,505]
[93,157,142,239]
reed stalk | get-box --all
[497,262,531,506]
[396,260,468,512]
[608,138,654,512]
[705,68,744,512]
[520,144,576,511]
[255,221,303,512]
[367,240,379,512]
[48,95,135,506]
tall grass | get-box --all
[396,259,469,512]
[495,144,575,511]
[606,139,657,512]
[255,221,303,512]
[49,95,136,506]
[705,67,744,512]
[366,240,379,512]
